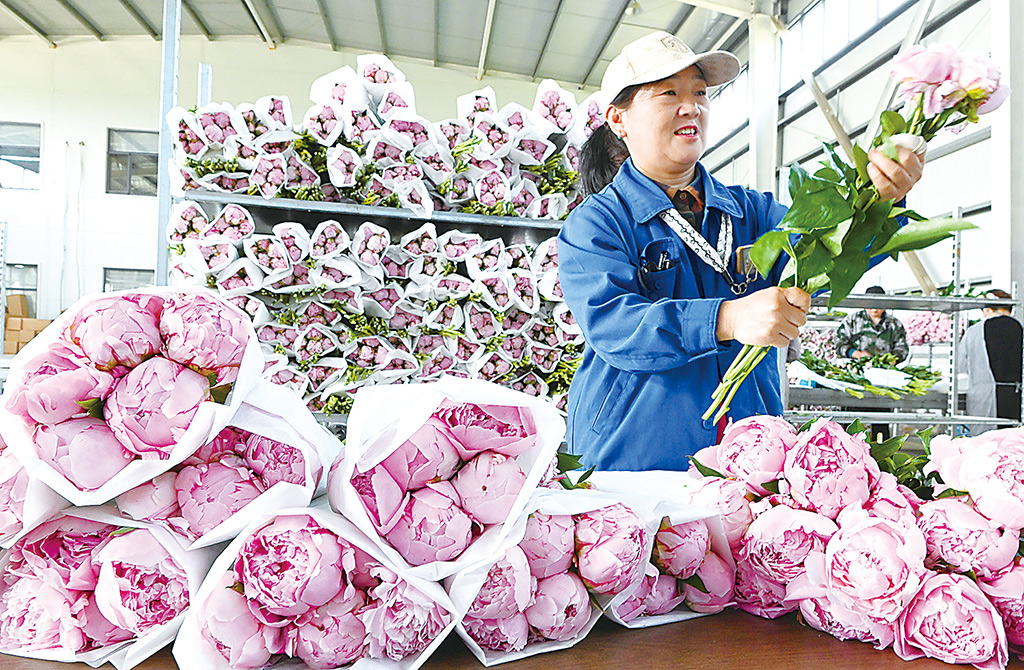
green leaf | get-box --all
[871,434,907,462]
[109,527,136,537]
[935,488,969,499]
[680,573,708,594]
[761,479,781,495]
[689,456,726,479]
[826,253,869,308]
[557,452,585,474]
[879,110,907,136]
[750,230,792,277]
[210,384,232,405]
[822,143,858,184]
[814,165,843,184]
[577,465,596,484]
[890,206,928,222]
[797,418,816,433]
[918,427,934,454]
[76,398,106,420]
[819,219,852,256]
[846,419,867,436]
[877,136,900,162]
[794,239,835,279]
[874,218,978,257]
[780,165,854,233]
[852,144,871,184]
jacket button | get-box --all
[655,279,665,290]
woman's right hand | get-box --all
[716,287,810,347]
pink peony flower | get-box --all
[813,506,927,623]
[927,428,1024,530]
[613,573,653,622]
[236,516,348,619]
[385,481,474,565]
[175,458,265,538]
[980,558,1024,655]
[682,551,735,614]
[574,503,648,595]
[33,417,135,491]
[652,518,710,580]
[733,557,795,619]
[694,415,796,495]
[380,416,461,490]
[183,426,246,466]
[0,447,28,537]
[294,598,367,669]
[783,418,879,519]
[92,529,189,635]
[351,461,409,535]
[685,477,754,550]
[243,432,308,487]
[159,292,250,384]
[462,612,529,652]
[644,574,688,615]
[452,451,527,526]
[861,471,919,526]
[9,515,117,592]
[5,341,116,425]
[0,575,88,652]
[434,400,536,460]
[469,545,535,620]
[104,356,211,459]
[80,594,133,648]
[117,471,180,522]
[359,564,452,660]
[895,571,1008,669]
[798,595,896,650]
[917,498,1018,578]
[740,505,837,585]
[65,293,164,372]
[199,572,282,670]
[524,572,592,641]
[519,512,575,578]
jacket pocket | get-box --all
[639,238,681,301]
[590,371,641,437]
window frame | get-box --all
[0,121,42,191]
[102,267,156,293]
[5,263,39,318]
[105,128,159,197]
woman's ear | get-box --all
[605,106,627,140]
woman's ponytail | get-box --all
[579,124,630,196]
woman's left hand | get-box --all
[867,146,923,202]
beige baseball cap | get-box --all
[600,31,741,103]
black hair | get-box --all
[577,83,641,196]
[865,285,886,295]
[985,288,1013,311]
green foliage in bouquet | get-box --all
[799,350,941,399]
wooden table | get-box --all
[0,610,1019,669]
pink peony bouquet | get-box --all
[173,508,457,670]
[905,310,952,346]
[327,377,564,581]
[0,288,262,506]
[0,507,217,669]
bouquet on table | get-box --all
[905,310,953,345]
[705,43,1008,423]
[0,288,264,507]
[689,414,1024,669]
[0,507,219,670]
[174,507,458,670]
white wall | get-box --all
[0,34,594,318]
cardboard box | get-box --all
[6,294,29,318]
[3,341,18,355]
[21,318,50,332]
[16,329,35,344]
[5,317,22,331]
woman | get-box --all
[558,31,923,471]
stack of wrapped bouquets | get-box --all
[168,199,581,416]
[0,288,346,669]
[905,310,952,346]
[167,53,603,219]
[687,415,1024,669]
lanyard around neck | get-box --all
[658,208,754,295]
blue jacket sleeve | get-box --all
[558,197,728,374]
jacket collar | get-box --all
[613,158,744,224]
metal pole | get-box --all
[948,209,963,424]
[198,62,212,106]
[155,0,181,286]
[747,11,780,193]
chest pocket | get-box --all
[638,237,682,301]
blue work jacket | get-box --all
[558,158,789,471]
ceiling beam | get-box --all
[240,0,280,48]
[181,0,211,39]
[53,0,103,40]
[115,0,159,39]
[580,0,632,88]
[372,0,387,54]
[476,0,498,79]
[0,0,55,46]
[673,0,755,20]
[668,3,695,34]
[532,0,564,79]
[314,0,337,50]
[432,0,438,65]
[708,15,741,50]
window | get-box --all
[103,268,155,293]
[107,129,158,196]
[5,264,39,318]
[0,122,41,190]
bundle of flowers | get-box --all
[0,432,69,549]
[168,55,591,219]
[0,289,264,506]
[799,326,839,363]
[0,507,218,670]
[689,416,1024,669]
[326,377,564,581]
[113,380,341,549]
[905,311,952,345]
[173,507,458,670]
[168,205,582,416]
